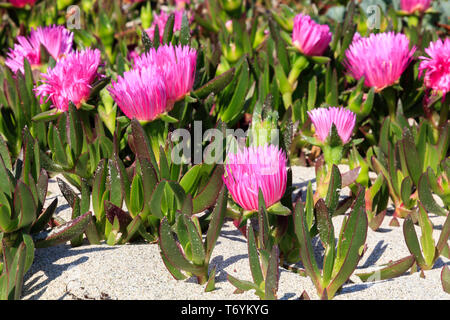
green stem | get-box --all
[143,119,167,163]
[322,144,344,169]
[438,95,449,128]
[288,55,309,86]
[381,87,397,120]
[282,92,293,114]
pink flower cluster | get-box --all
[400,0,431,14]
[6,25,74,74]
[8,0,36,8]
[307,107,356,144]
[145,10,190,43]
[134,45,197,103]
[34,48,102,112]
[292,13,332,57]
[419,38,450,98]
[108,66,167,122]
[344,32,416,92]
[109,44,197,122]
[223,144,287,211]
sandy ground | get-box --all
[21,166,449,300]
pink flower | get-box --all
[307,107,356,144]
[127,49,140,63]
[5,25,73,74]
[292,13,332,56]
[145,10,190,43]
[419,38,450,98]
[34,48,102,112]
[133,44,197,103]
[223,144,287,211]
[108,66,168,122]
[175,0,190,9]
[400,0,431,14]
[8,0,36,7]
[344,32,416,92]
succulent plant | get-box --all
[418,159,450,216]
[83,119,225,244]
[402,202,449,272]
[159,187,228,286]
[370,118,449,224]
[293,165,368,299]
[0,129,91,299]
[36,102,114,192]
[0,59,47,161]
[227,190,280,300]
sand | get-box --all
[21,166,449,300]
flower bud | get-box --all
[220,0,242,14]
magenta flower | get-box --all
[223,144,287,211]
[133,44,197,103]
[175,0,190,9]
[34,48,102,112]
[307,107,356,144]
[292,13,332,57]
[400,0,431,14]
[419,38,450,98]
[344,32,416,92]
[8,0,36,7]
[5,25,73,74]
[108,66,168,122]
[145,10,190,43]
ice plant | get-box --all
[418,38,450,98]
[145,10,188,43]
[5,25,74,74]
[175,0,190,9]
[133,44,197,104]
[292,13,332,57]
[307,107,356,173]
[34,48,102,112]
[400,0,432,14]
[108,66,168,122]
[7,0,36,7]
[307,107,356,145]
[344,32,416,92]
[223,144,287,212]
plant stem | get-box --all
[381,87,397,120]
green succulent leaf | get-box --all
[227,274,260,293]
[442,265,450,294]
[401,128,422,186]
[293,199,322,292]
[325,164,342,215]
[159,217,205,275]
[264,245,279,300]
[418,171,447,216]
[403,215,426,267]
[34,212,91,248]
[193,67,236,99]
[329,185,367,299]
[220,58,250,123]
[192,165,224,214]
[30,198,58,235]
[247,226,264,287]
[205,187,227,262]
[356,255,415,282]
[183,215,205,266]
[14,181,37,230]
[417,204,436,268]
